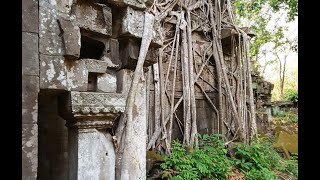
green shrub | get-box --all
[232,137,284,179]
[245,167,279,180]
[159,135,298,180]
[231,137,298,179]
[288,116,298,123]
[283,156,298,177]
[160,134,232,180]
[284,89,298,102]
[272,107,287,117]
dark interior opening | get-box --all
[79,35,105,59]
[87,72,97,92]
[38,92,68,180]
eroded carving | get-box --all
[59,91,126,129]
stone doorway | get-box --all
[37,91,68,180]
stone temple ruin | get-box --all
[22,0,274,179]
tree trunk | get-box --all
[281,56,287,100]
[153,63,161,149]
[186,10,198,147]
[180,11,191,146]
[118,12,154,180]
[243,33,257,139]
[208,0,224,135]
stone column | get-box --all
[59,91,126,180]
[22,0,39,179]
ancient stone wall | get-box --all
[252,71,274,134]
[22,0,39,179]
[23,0,160,179]
[22,0,264,179]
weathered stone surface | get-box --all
[73,3,112,36]
[22,76,39,109]
[116,69,133,94]
[145,46,158,66]
[56,0,73,15]
[22,124,38,180]
[58,18,81,59]
[39,3,65,55]
[274,130,298,154]
[22,32,39,76]
[59,91,126,127]
[83,59,109,73]
[22,0,38,33]
[68,129,115,180]
[108,0,147,10]
[119,38,159,69]
[121,7,162,46]
[66,59,88,91]
[97,72,117,93]
[110,39,121,68]
[70,91,126,112]
[40,55,68,90]
[22,108,38,124]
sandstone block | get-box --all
[22,32,39,76]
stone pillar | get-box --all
[22,0,39,179]
[59,91,126,180]
[266,106,272,123]
[68,126,116,180]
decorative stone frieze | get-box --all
[59,91,126,128]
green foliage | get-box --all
[288,116,298,123]
[272,107,288,117]
[234,0,298,63]
[159,135,298,179]
[272,107,298,123]
[160,134,232,180]
[268,0,298,21]
[283,156,298,177]
[233,138,282,171]
[245,167,279,180]
[232,137,297,179]
[284,89,298,102]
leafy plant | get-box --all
[160,134,232,180]
[283,156,298,177]
[159,135,298,180]
[232,137,298,179]
[288,116,298,123]
[232,137,284,178]
[272,107,288,117]
[284,89,298,102]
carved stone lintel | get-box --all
[59,91,126,129]
[66,119,115,129]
